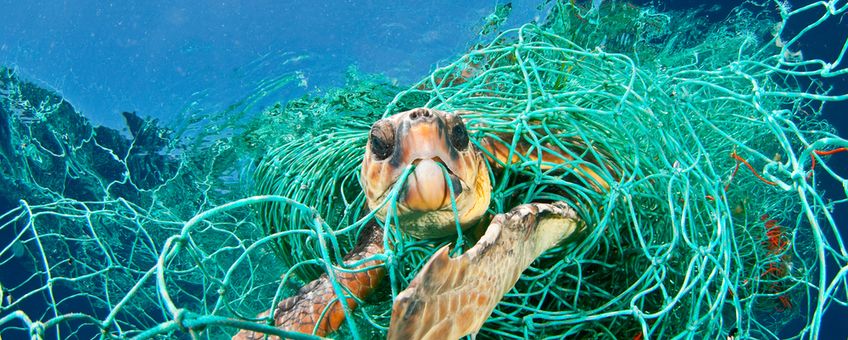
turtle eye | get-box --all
[369,121,395,161]
[449,120,469,151]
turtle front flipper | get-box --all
[387,201,582,340]
[233,222,386,339]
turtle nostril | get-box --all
[408,108,432,121]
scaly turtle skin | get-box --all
[361,108,492,239]
[234,108,612,340]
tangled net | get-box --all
[1,1,847,339]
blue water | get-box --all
[0,0,541,128]
[1,0,846,338]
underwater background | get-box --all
[1,0,847,339]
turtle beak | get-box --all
[401,158,463,212]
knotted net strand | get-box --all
[1,1,847,339]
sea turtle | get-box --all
[235,107,616,339]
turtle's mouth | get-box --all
[399,157,464,212]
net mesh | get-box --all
[1,1,847,339]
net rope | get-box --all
[1,1,847,339]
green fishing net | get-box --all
[2,1,847,339]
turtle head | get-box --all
[361,108,491,238]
